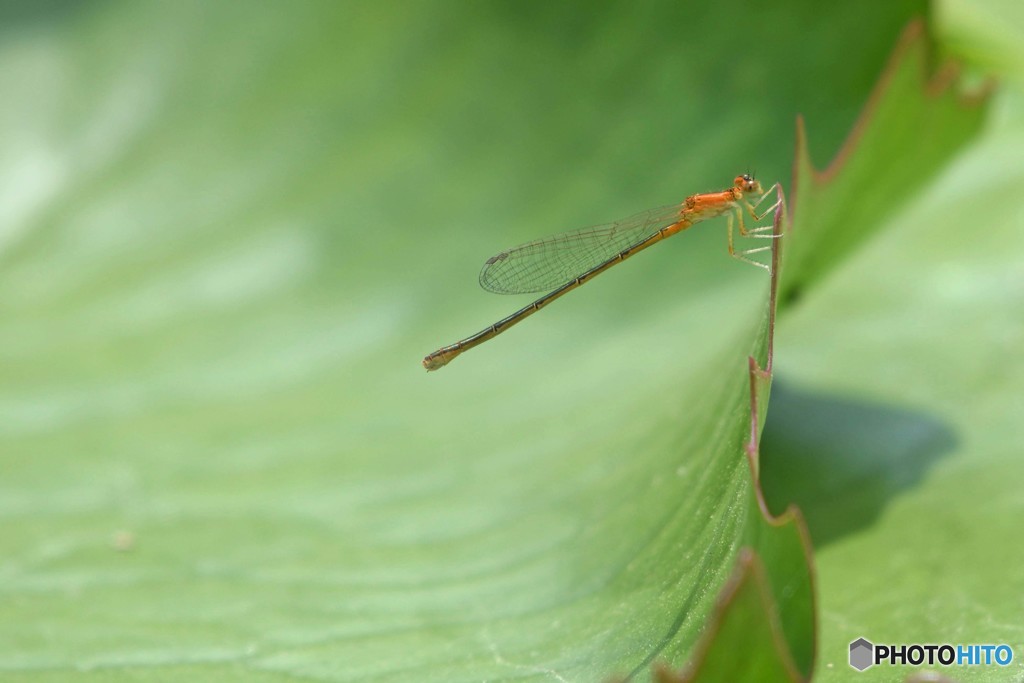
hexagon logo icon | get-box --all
[849,637,874,671]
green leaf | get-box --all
[655,550,804,683]
[660,16,990,682]
[0,2,978,682]
[781,20,988,304]
[760,4,1024,682]
[938,0,1024,83]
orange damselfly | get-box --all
[423,174,782,371]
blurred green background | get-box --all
[0,1,1021,681]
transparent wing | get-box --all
[478,204,684,294]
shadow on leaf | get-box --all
[758,380,956,547]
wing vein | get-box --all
[478,204,683,294]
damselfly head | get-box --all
[734,173,763,195]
